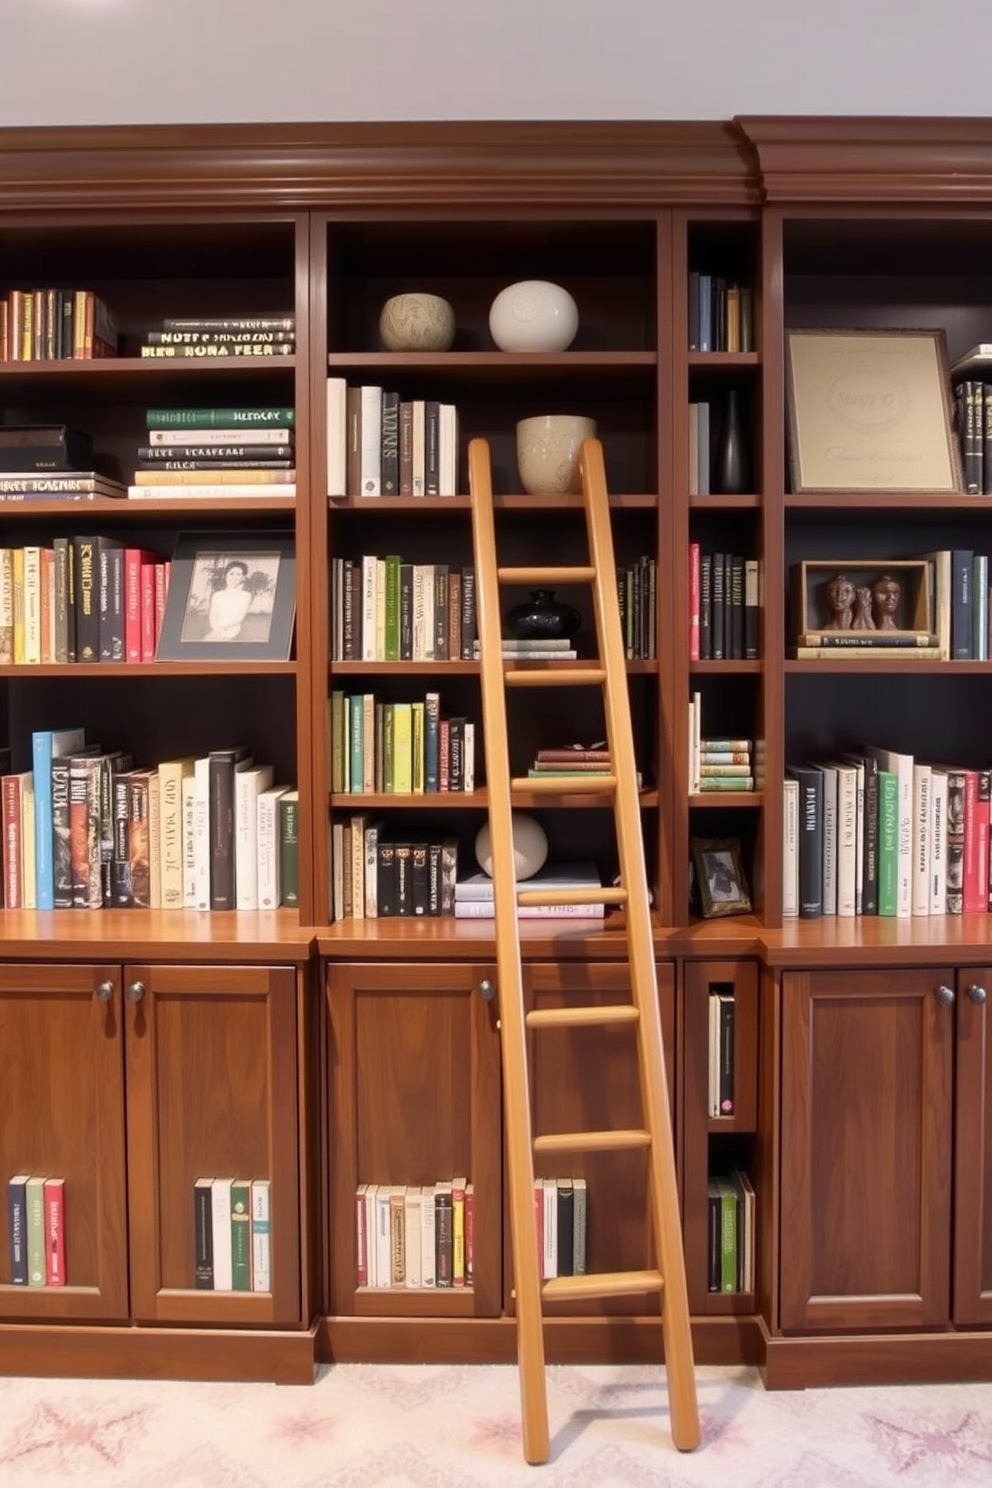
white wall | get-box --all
[0,0,987,129]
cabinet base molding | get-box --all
[0,1322,318,1385]
[319,1314,763,1367]
[761,1327,992,1390]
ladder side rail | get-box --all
[467,437,549,1465]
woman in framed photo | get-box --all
[205,560,254,640]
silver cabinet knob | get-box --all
[967,984,988,1005]
[479,979,496,1002]
[126,980,146,1003]
[94,980,114,1003]
[935,984,955,1006]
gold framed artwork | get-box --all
[784,328,963,494]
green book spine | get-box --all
[383,554,402,661]
[145,407,295,429]
[26,1176,46,1287]
[279,790,300,907]
[230,1181,252,1292]
[718,1178,738,1293]
[877,771,899,916]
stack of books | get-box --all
[7,1174,66,1287]
[0,424,126,502]
[453,860,605,919]
[193,1176,271,1292]
[355,1176,473,1290]
[473,637,578,662]
[326,379,459,497]
[524,742,640,786]
[138,315,295,360]
[129,406,296,499]
[688,692,760,793]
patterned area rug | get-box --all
[1,1363,991,1486]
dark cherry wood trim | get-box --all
[739,116,992,202]
[762,1327,992,1390]
[0,122,757,213]
[0,1323,317,1384]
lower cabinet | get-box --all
[0,961,307,1332]
[779,964,991,1333]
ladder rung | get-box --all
[526,1004,639,1030]
[497,566,595,585]
[518,886,626,907]
[542,1269,664,1303]
[533,1128,651,1155]
[511,774,616,794]
[504,668,607,688]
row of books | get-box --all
[707,1169,755,1294]
[708,989,735,1118]
[688,547,761,661]
[0,289,118,361]
[193,1176,271,1293]
[454,861,606,920]
[948,549,991,660]
[954,378,992,495]
[330,691,476,795]
[1,729,299,912]
[688,695,762,794]
[355,1178,473,1289]
[687,276,754,354]
[331,555,476,663]
[534,1176,589,1281]
[7,1175,65,1287]
[129,408,297,499]
[784,749,990,920]
[615,555,658,660]
[326,379,459,498]
[140,314,296,361]
[331,815,457,920]
[0,540,171,665]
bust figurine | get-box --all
[852,584,876,631]
[824,573,856,630]
[872,573,902,629]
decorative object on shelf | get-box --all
[475,812,548,880]
[871,572,902,629]
[489,280,578,353]
[824,573,856,630]
[852,585,876,630]
[378,292,456,352]
[504,589,581,641]
[788,555,947,658]
[784,327,963,493]
[715,387,749,494]
[690,837,752,919]
[155,530,297,661]
[516,413,597,495]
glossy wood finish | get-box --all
[780,967,953,1331]
[125,963,303,1327]
[325,961,501,1318]
[0,964,128,1320]
[954,968,992,1325]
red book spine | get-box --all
[155,561,171,649]
[125,550,145,662]
[140,562,157,661]
[438,718,450,792]
[355,1187,368,1288]
[963,770,984,913]
[44,1177,66,1286]
[465,1183,474,1286]
[689,541,700,661]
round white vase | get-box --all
[475,813,549,880]
[379,292,456,351]
[489,280,578,353]
[516,414,597,495]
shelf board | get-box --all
[329,493,657,510]
[689,493,760,509]
[326,351,656,380]
[0,661,296,679]
[687,352,761,369]
[0,496,298,520]
[690,660,762,674]
[785,659,991,675]
[329,658,658,676]
[330,787,659,809]
[0,355,296,385]
[784,492,991,510]
[689,792,764,808]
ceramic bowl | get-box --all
[516,413,597,495]
[489,280,578,352]
[378,292,456,352]
[475,813,549,880]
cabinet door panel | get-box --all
[326,962,501,1318]
[505,960,675,1316]
[781,967,953,1332]
[954,967,992,1325]
[125,963,301,1327]
[0,964,128,1321]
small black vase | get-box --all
[504,589,581,640]
[715,388,749,495]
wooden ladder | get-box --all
[467,436,700,1464]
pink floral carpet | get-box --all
[1,1363,991,1486]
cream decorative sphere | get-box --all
[516,414,597,496]
[379,292,456,352]
[475,813,549,880]
[489,280,578,353]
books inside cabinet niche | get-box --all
[7,1173,66,1287]
[320,215,664,926]
[0,213,306,918]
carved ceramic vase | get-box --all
[505,589,581,641]
[715,387,749,495]
[379,292,456,351]
[489,280,579,352]
[516,413,597,495]
[475,812,549,880]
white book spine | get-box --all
[193,755,212,911]
[375,1188,392,1288]
[210,1179,233,1292]
[411,400,426,496]
[257,786,286,910]
[360,385,382,496]
[326,376,348,498]
[361,555,377,661]
[931,769,947,916]
[235,765,274,910]
[834,765,857,918]
[782,777,799,919]
[912,763,933,917]
[818,765,837,916]
[404,1188,422,1288]
[463,721,475,793]
[181,773,198,908]
[364,1186,378,1288]
[542,1178,558,1280]
[250,1179,271,1292]
[420,1184,436,1287]
[22,546,42,665]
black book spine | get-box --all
[711,552,725,660]
[208,747,252,910]
[789,766,824,918]
[377,840,397,918]
[699,552,712,660]
[730,556,744,660]
[98,539,125,662]
[73,536,99,662]
[380,390,399,495]
[411,842,429,917]
[394,842,412,916]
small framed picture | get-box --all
[691,837,752,919]
[155,531,296,661]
